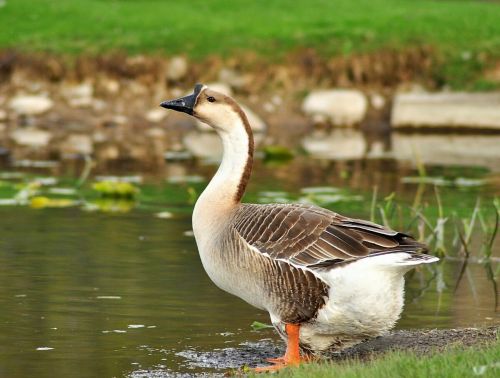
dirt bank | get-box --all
[0,48,499,172]
[332,326,499,361]
[0,50,387,170]
[157,326,499,376]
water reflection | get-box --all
[0,148,498,376]
[0,200,497,377]
[393,133,500,171]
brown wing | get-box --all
[232,203,427,268]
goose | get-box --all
[160,84,439,371]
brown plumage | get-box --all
[160,84,439,366]
[232,203,427,269]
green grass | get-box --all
[258,339,500,378]
[1,0,499,59]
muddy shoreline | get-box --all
[131,326,499,377]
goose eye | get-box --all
[207,96,216,103]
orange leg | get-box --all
[253,323,305,373]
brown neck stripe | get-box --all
[227,99,254,203]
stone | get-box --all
[302,89,368,126]
[204,82,233,96]
[96,144,120,161]
[146,127,166,139]
[392,133,500,172]
[62,82,94,108]
[370,93,386,109]
[391,92,500,129]
[102,79,120,94]
[62,82,93,100]
[9,95,53,115]
[218,68,249,89]
[11,128,52,148]
[145,108,168,123]
[183,131,222,160]
[60,134,93,155]
[167,56,188,81]
[128,82,148,96]
[302,129,366,159]
[196,103,266,133]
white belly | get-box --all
[299,254,415,353]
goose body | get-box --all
[161,85,438,367]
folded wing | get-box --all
[232,203,427,269]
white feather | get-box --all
[298,253,437,353]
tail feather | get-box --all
[358,251,439,267]
[394,252,439,266]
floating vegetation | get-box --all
[0,172,26,180]
[155,211,174,219]
[48,188,78,196]
[401,176,451,186]
[164,150,192,161]
[454,177,487,187]
[30,196,78,209]
[92,181,139,198]
[301,186,340,194]
[84,198,135,213]
[258,191,289,198]
[262,145,294,161]
[13,182,41,205]
[257,190,292,204]
[402,176,487,187]
[250,321,273,331]
[95,175,143,184]
[32,177,58,186]
[167,175,205,184]
[13,160,58,168]
[298,194,364,206]
[0,198,19,206]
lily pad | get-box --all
[30,196,78,209]
[167,175,205,184]
[95,175,143,184]
[84,198,135,213]
[401,176,451,186]
[299,193,363,206]
[250,321,273,331]
[92,181,139,198]
[301,186,340,194]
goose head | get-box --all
[160,84,248,134]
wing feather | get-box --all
[232,203,428,270]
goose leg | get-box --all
[253,323,303,372]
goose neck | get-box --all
[193,117,254,234]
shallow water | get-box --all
[0,158,498,377]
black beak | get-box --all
[160,84,204,115]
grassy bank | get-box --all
[1,1,499,88]
[1,0,499,58]
[259,338,500,378]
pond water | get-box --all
[0,157,498,377]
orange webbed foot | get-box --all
[252,323,306,373]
